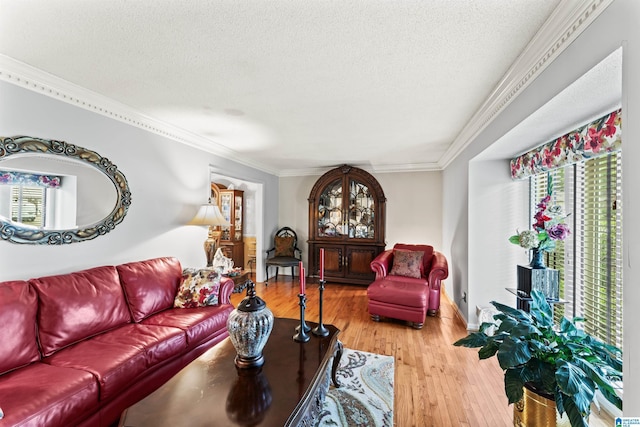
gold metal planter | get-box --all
[513,386,571,427]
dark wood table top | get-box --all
[119,317,340,427]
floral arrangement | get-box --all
[509,177,570,253]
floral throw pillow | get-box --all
[174,268,221,308]
[274,236,295,257]
[389,250,424,279]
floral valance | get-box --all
[510,109,622,180]
[0,170,61,188]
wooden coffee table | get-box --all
[118,317,342,427]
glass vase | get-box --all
[529,248,546,269]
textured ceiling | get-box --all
[0,0,568,175]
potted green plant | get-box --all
[454,290,622,427]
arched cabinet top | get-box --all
[308,164,386,203]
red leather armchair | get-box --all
[367,244,448,329]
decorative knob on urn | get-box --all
[226,280,274,369]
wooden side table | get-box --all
[225,270,250,293]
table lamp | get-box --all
[188,199,230,267]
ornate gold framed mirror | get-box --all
[0,136,131,244]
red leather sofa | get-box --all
[368,244,448,329]
[0,257,234,427]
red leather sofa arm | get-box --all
[219,277,235,304]
[370,250,394,279]
[427,251,449,290]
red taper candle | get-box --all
[299,262,305,294]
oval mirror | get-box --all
[0,136,131,244]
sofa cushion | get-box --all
[118,257,182,322]
[367,276,429,308]
[389,249,424,279]
[89,324,188,366]
[30,265,131,357]
[44,340,148,401]
[0,362,98,427]
[174,268,221,308]
[0,280,40,375]
[141,305,233,347]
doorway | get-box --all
[209,167,265,282]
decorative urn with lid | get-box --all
[226,280,274,369]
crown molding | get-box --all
[0,55,280,176]
[0,0,614,178]
[368,161,441,174]
[438,0,615,169]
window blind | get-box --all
[576,152,623,348]
[530,151,623,350]
[10,186,45,227]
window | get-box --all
[10,185,46,227]
[530,152,623,350]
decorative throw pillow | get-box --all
[174,268,221,308]
[274,236,295,257]
[389,250,424,279]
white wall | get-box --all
[466,159,529,327]
[278,174,317,258]
[442,0,640,412]
[0,80,279,281]
[279,170,443,278]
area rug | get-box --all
[314,349,395,427]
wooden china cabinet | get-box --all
[308,165,386,286]
[211,183,244,268]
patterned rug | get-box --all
[315,349,395,427]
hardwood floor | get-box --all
[231,277,613,426]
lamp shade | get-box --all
[188,202,230,227]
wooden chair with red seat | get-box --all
[367,243,449,329]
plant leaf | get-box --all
[504,368,525,404]
[572,358,622,410]
[453,332,488,348]
[496,317,518,333]
[529,290,553,327]
[479,322,497,334]
[555,391,565,416]
[478,340,500,359]
[497,337,531,370]
[556,361,594,414]
[509,235,521,245]
[598,385,623,411]
[509,322,540,338]
[491,301,532,322]
[562,395,589,427]
[555,360,582,396]
[527,359,557,392]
